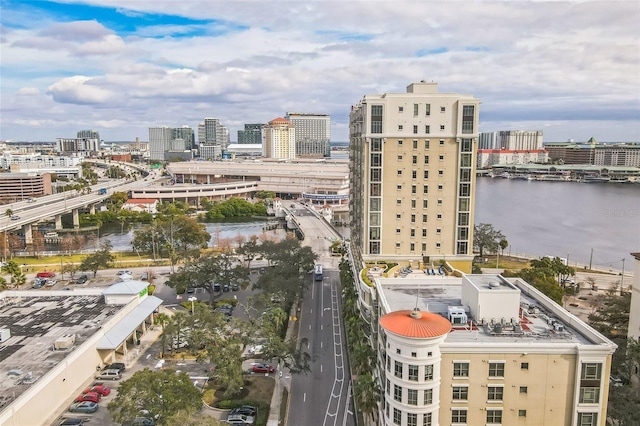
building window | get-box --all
[462,105,475,134]
[519,386,528,394]
[581,363,602,380]
[412,155,417,164]
[423,185,428,194]
[396,214,402,220]
[423,199,428,208]
[452,386,468,400]
[580,387,600,403]
[397,169,403,176]
[410,229,416,237]
[453,362,469,377]
[407,413,417,426]
[518,410,527,417]
[425,125,430,134]
[411,199,416,209]
[437,214,442,220]
[395,361,403,378]
[425,140,430,149]
[438,169,444,176]
[396,242,401,249]
[488,362,505,377]
[411,214,416,223]
[410,242,415,251]
[451,409,467,423]
[371,138,382,151]
[440,106,446,112]
[412,185,417,194]
[422,229,427,237]
[423,412,432,426]
[424,364,434,380]
[422,242,427,252]
[521,362,529,370]
[424,388,433,404]
[487,386,503,401]
[371,153,382,167]
[459,183,470,196]
[370,168,382,182]
[398,139,403,145]
[437,199,443,206]
[408,388,418,405]
[486,409,502,424]
[424,170,429,179]
[393,408,402,425]
[386,378,390,394]
[396,199,402,206]
[437,184,443,190]
[422,215,427,223]
[397,184,402,190]
[369,241,380,254]
[371,183,381,196]
[398,154,403,161]
[411,352,417,358]
[371,105,383,133]
[424,155,429,164]
[425,104,431,116]
[439,154,444,161]
[412,170,417,179]
[440,125,445,131]
[394,384,402,401]
[398,125,403,131]
[457,241,468,254]
[396,228,401,234]
[436,228,441,235]
[577,413,598,426]
[413,125,418,134]
[413,140,418,149]
[461,138,472,152]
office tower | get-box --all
[349,81,480,272]
[173,126,195,150]
[148,127,174,161]
[477,131,547,167]
[198,117,229,159]
[77,130,101,142]
[263,117,296,159]
[237,124,264,144]
[55,137,99,156]
[285,113,331,158]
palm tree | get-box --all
[155,312,171,358]
[353,373,381,424]
[3,209,13,263]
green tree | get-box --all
[107,368,202,425]
[79,240,116,277]
[353,373,381,425]
[588,289,630,337]
[530,256,575,284]
[473,223,506,257]
[1,260,26,287]
[499,238,509,254]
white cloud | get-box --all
[0,1,638,142]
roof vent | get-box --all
[489,281,500,289]
[409,308,423,319]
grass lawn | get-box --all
[6,252,170,273]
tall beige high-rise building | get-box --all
[349,82,480,272]
[263,117,296,159]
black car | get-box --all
[214,283,221,292]
[75,274,88,284]
[104,362,125,372]
[215,304,233,316]
[231,283,239,291]
[186,287,195,293]
[59,419,84,426]
[222,284,230,292]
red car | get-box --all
[36,271,55,278]
[83,385,111,396]
[252,363,275,374]
[75,392,101,403]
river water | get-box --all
[95,178,638,271]
[474,178,639,270]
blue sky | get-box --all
[1,0,639,142]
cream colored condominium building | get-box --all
[372,273,617,426]
[349,82,480,272]
[263,117,296,159]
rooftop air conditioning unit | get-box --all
[54,334,76,350]
[0,328,10,343]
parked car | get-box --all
[247,344,264,355]
[83,385,111,396]
[186,287,195,293]
[96,369,122,380]
[251,363,275,374]
[231,283,239,291]
[75,392,101,403]
[226,413,255,425]
[213,283,221,292]
[36,271,55,278]
[230,405,257,417]
[215,304,233,316]
[32,280,45,289]
[59,418,85,426]
[222,284,230,292]
[68,401,98,413]
[10,215,20,220]
[75,274,88,284]
[45,279,57,287]
[140,272,148,280]
[104,362,125,372]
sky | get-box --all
[1,0,639,143]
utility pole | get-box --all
[589,248,593,270]
[620,258,625,295]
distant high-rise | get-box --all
[237,124,264,144]
[349,81,480,271]
[263,117,296,159]
[198,118,229,159]
[285,112,331,158]
[479,130,543,150]
[77,130,101,143]
[148,126,194,161]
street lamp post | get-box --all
[188,296,197,315]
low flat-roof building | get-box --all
[0,281,161,426]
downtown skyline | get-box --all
[1,0,639,143]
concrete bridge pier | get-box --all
[23,223,33,245]
[89,205,96,215]
[72,209,80,229]
[55,215,63,230]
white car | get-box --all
[45,279,57,287]
[247,344,264,355]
